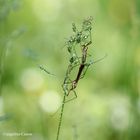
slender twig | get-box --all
[56,17,93,140]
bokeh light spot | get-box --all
[39,90,61,113]
[20,68,44,93]
[32,0,62,22]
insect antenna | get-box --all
[38,65,56,76]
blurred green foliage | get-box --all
[0,0,140,140]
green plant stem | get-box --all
[56,94,66,140]
[0,47,6,96]
[56,17,93,140]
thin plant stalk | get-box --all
[56,94,66,140]
[56,17,93,140]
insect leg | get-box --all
[64,89,77,103]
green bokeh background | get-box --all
[0,0,140,140]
